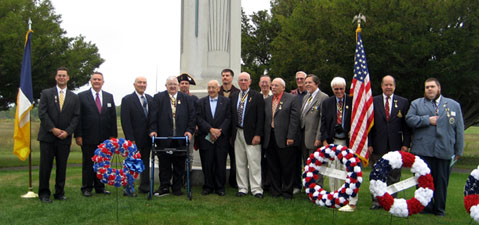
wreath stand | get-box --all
[148,136,192,200]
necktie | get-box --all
[336,99,343,125]
[385,96,390,121]
[272,96,279,128]
[238,92,246,127]
[170,96,176,129]
[141,95,148,117]
[303,95,313,114]
[59,90,65,111]
[95,92,102,113]
[433,100,438,115]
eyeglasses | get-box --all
[333,88,344,91]
[296,77,305,81]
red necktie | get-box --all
[336,99,343,124]
[385,96,390,121]
[95,92,102,113]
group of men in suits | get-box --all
[37,66,464,217]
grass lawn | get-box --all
[0,167,474,225]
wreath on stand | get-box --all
[464,165,479,223]
[92,138,145,194]
[303,144,363,208]
[369,151,434,217]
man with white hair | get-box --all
[320,77,356,212]
[263,78,300,199]
[230,72,265,198]
[291,71,308,194]
[149,76,195,197]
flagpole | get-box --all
[21,18,38,199]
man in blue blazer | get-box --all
[75,72,117,197]
[37,67,80,203]
[196,80,231,196]
[368,75,411,209]
[120,76,153,196]
[406,78,464,216]
[149,76,195,196]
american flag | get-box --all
[349,30,374,165]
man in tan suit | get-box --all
[300,74,328,185]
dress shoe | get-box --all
[370,204,382,210]
[82,191,92,197]
[202,189,212,195]
[173,191,183,196]
[236,192,246,197]
[254,193,264,199]
[96,190,111,195]
[338,205,356,212]
[54,195,67,200]
[154,189,170,197]
[40,197,52,203]
[216,191,225,196]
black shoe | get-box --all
[54,195,67,200]
[202,189,212,195]
[254,193,264,199]
[216,191,225,196]
[82,191,92,197]
[370,204,382,210]
[173,191,183,196]
[96,190,110,195]
[236,192,246,197]
[139,189,150,194]
[154,189,170,197]
[40,197,52,203]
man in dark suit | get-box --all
[368,75,411,209]
[75,72,117,197]
[219,68,240,188]
[320,77,355,212]
[37,67,80,203]
[149,76,195,196]
[263,78,300,199]
[120,76,153,196]
[231,72,265,198]
[196,80,231,196]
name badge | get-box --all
[451,111,456,116]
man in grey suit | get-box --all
[263,78,300,199]
[406,78,464,216]
[37,67,80,203]
[299,74,328,185]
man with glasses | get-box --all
[291,71,308,194]
[320,77,356,212]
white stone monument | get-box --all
[180,0,241,91]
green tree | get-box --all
[265,0,479,127]
[0,0,104,110]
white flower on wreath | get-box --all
[383,151,402,169]
[390,199,409,218]
[470,205,479,222]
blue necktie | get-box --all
[141,95,148,117]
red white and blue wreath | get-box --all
[303,144,363,208]
[464,165,479,223]
[92,138,145,194]
[369,151,434,217]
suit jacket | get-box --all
[121,92,153,149]
[149,91,195,138]
[368,94,411,156]
[196,95,231,147]
[320,95,352,144]
[263,92,300,149]
[37,87,80,145]
[406,96,464,159]
[231,89,264,145]
[300,90,329,149]
[75,89,118,145]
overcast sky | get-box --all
[49,0,271,103]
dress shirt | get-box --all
[91,88,102,106]
[209,96,218,118]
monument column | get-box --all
[180,0,241,90]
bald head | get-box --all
[207,80,220,98]
[134,76,147,95]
